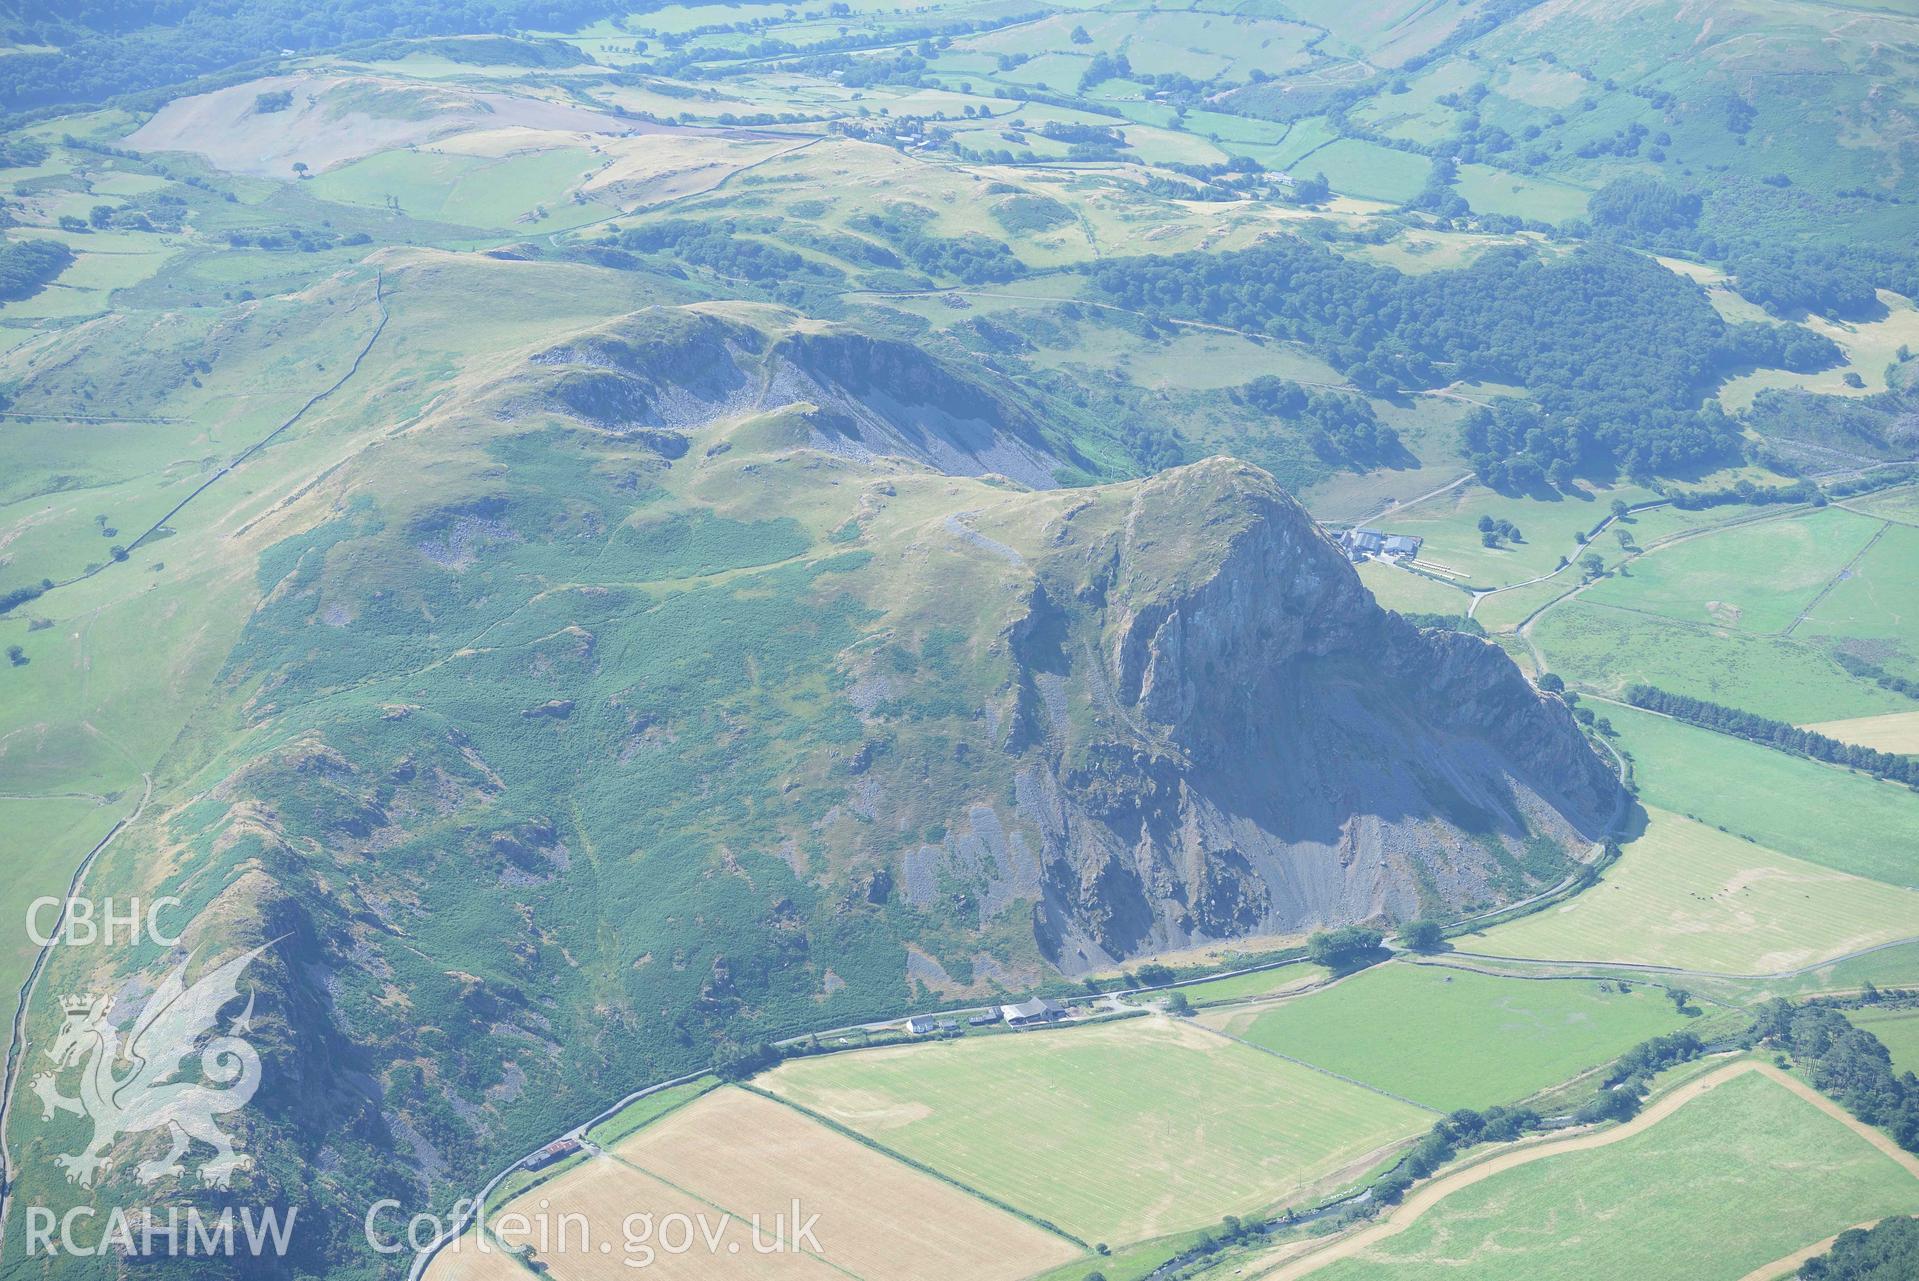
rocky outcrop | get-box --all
[889,459,1621,971]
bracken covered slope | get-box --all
[6,284,1618,1275]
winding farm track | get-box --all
[1250,1060,1919,1281]
[1442,934,1919,984]
[0,772,152,1254]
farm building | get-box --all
[967,1010,1000,1026]
[1331,527,1422,561]
[1001,997,1066,1026]
[522,1137,580,1171]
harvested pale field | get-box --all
[1801,710,1919,755]
[610,1085,1083,1280]
[123,73,636,176]
[583,134,797,208]
[427,1232,548,1281]
[475,1154,846,1281]
[759,1015,1432,1245]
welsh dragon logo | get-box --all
[30,944,269,1190]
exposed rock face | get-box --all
[499,306,1075,485]
[897,460,1621,971]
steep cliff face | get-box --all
[9,297,1617,1269]
[875,459,1620,970]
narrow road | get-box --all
[26,272,389,606]
[0,772,153,1249]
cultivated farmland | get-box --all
[1470,808,1919,974]
[1265,1066,1919,1281]
[1605,704,1919,888]
[1203,962,1688,1111]
[1577,506,1882,634]
[607,1086,1082,1279]
[1847,1008,1919,1076]
[1529,601,1905,722]
[1802,711,1919,755]
[759,1015,1433,1245]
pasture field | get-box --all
[1299,139,1431,203]
[758,1015,1432,1245]
[1383,482,1656,588]
[1154,961,1331,1008]
[1285,1067,1919,1281]
[306,144,605,230]
[585,1076,719,1147]
[1470,808,1919,974]
[1801,710,1919,753]
[1848,1007,1919,1075]
[1203,962,1688,1111]
[1451,163,1590,222]
[1529,601,1904,722]
[0,794,137,1034]
[1354,561,1473,616]
[1578,506,1882,633]
[606,1086,1083,1279]
[1606,702,1919,888]
[1799,524,1919,657]
[1843,484,1919,523]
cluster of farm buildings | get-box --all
[1331,526,1422,561]
[905,996,1064,1036]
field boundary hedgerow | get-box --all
[734,1083,1092,1248]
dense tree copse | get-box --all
[1832,653,1919,703]
[1305,925,1385,970]
[1625,685,1919,786]
[1088,240,1774,482]
[1755,1001,1919,1156]
[1800,1216,1919,1279]
[1728,244,1919,322]
[846,210,1022,284]
[606,217,841,284]
[1586,175,1701,236]
[1666,477,1822,511]
[1237,375,1403,465]
[0,239,75,303]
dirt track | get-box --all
[1253,1059,1919,1280]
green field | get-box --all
[306,145,604,229]
[1848,1007,1919,1076]
[1532,601,1904,722]
[1800,524,1919,662]
[1307,1069,1919,1281]
[1473,807,1919,974]
[1579,507,1883,633]
[1606,702,1919,888]
[583,1075,719,1146]
[760,1015,1432,1244]
[1157,961,1331,1008]
[1207,962,1688,1111]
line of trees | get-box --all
[1834,653,1919,702]
[1624,685,1918,787]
